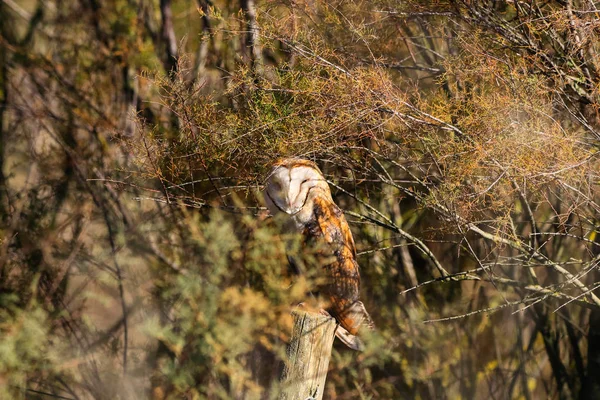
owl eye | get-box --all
[301,178,310,184]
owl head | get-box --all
[264,158,333,218]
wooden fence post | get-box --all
[280,310,337,400]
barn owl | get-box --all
[264,158,373,350]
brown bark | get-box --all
[240,0,262,73]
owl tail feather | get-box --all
[335,326,365,351]
[334,301,374,351]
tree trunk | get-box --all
[280,311,337,400]
[581,269,600,400]
[160,0,178,73]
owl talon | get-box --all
[319,309,331,316]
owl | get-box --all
[264,158,373,350]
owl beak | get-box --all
[286,206,302,216]
[285,198,298,215]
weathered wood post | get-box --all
[280,310,337,400]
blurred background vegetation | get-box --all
[1,0,600,398]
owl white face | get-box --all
[264,162,329,217]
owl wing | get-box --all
[307,196,373,338]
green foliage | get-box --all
[142,207,374,398]
[0,293,57,399]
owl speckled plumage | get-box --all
[264,158,373,350]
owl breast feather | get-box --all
[301,196,363,334]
